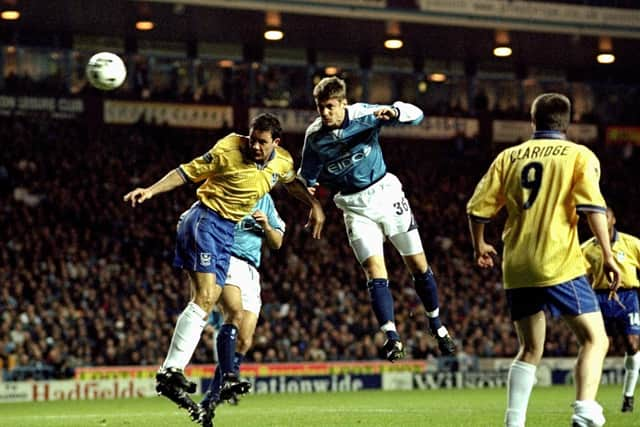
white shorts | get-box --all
[333,173,424,264]
[225,256,261,315]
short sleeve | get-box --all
[574,149,606,213]
[279,167,296,185]
[467,154,506,222]
[266,202,286,233]
[178,148,218,183]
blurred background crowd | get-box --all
[1,0,640,381]
[1,110,638,380]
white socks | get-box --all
[571,400,605,427]
[380,321,397,333]
[623,351,640,397]
[161,302,207,371]
[505,360,536,427]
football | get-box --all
[86,52,127,91]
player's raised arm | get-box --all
[123,168,186,207]
[284,177,325,239]
[373,101,423,126]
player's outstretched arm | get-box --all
[586,211,621,291]
[284,178,325,239]
[468,218,497,269]
[123,168,186,207]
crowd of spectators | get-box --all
[0,112,639,380]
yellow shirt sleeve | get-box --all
[274,147,296,184]
[178,148,218,183]
[467,153,505,221]
[573,148,606,211]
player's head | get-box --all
[606,207,616,235]
[248,113,282,164]
[530,93,571,132]
[313,76,347,129]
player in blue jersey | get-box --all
[298,76,455,362]
[197,193,285,427]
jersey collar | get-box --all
[255,149,276,170]
[532,130,566,140]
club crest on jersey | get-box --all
[616,251,626,262]
[271,173,278,186]
[199,252,212,267]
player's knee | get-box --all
[194,291,216,313]
[237,335,253,354]
[519,344,543,363]
[225,308,244,328]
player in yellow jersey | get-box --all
[582,207,640,413]
[123,113,324,420]
[467,93,620,427]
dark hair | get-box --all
[530,93,571,131]
[313,76,347,102]
[250,113,282,140]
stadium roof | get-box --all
[2,0,640,82]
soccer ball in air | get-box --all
[86,52,127,91]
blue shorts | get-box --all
[173,201,235,285]
[506,276,600,321]
[595,289,640,336]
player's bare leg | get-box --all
[621,334,640,412]
[401,251,456,355]
[505,311,545,427]
[157,271,220,420]
[563,312,608,427]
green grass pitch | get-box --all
[1,385,636,426]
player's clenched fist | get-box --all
[373,107,399,121]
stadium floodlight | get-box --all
[493,30,512,57]
[384,21,403,50]
[136,20,154,31]
[428,72,447,82]
[597,36,615,64]
[264,29,284,41]
[264,11,284,41]
[1,9,19,20]
[596,53,615,64]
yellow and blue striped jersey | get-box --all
[177,133,295,222]
[467,131,606,289]
[582,230,640,290]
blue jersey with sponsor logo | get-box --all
[231,193,285,268]
[298,102,423,193]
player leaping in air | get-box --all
[297,76,456,362]
[124,113,324,421]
